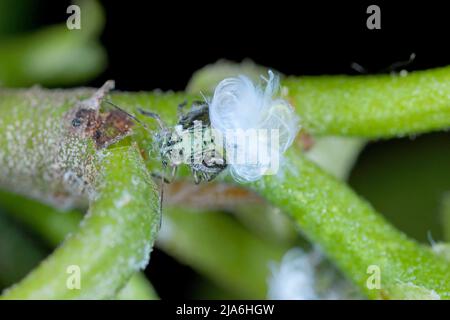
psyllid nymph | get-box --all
[107,70,299,185]
[103,71,298,226]
[139,101,227,184]
[106,99,228,184]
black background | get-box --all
[34,1,450,91]
[25,1,450,299]
[96,1,450,90]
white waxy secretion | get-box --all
[208,71,299,182]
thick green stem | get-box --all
[116,272,158,300]
[250,149,450,299]
[285,67,450,137]
[305,136,365,180]
[0,191,83,246]
[0,211,46,288]
[159,208,287,299]
[1,146,159,299]
[188,61,450,138]
[0,187,285,299]
[442,192,450,242]
[0,190,158,300]
[1,64,450,299]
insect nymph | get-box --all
[139,101,227,184]
[106,100,227,184]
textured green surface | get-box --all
[442,193,450,242]
[1,64,450,299]
[350,133,450,243]
[186,60,450,138]
[1,146,159,299]
[159,208,287,299]
[0,211,47,288]
[251,149,450,299]
[285,67,450,137]
[0,190,158,299]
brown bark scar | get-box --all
[65,80,135,149]
[163,181,265,209]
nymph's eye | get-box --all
[72,118,82,127]
[94,130,102,140]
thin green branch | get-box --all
[285,67,450,138]
[116,272,158,300]
[159,208,287,299]
[442,192,450,242]
[305,136,366,180]
[0,191,83,246]
[1,64,450,299]
[0,187,285,299]
[0,0,106,87]
[188,61,450,138]
[0,211,46,288]
[1,146,159,299]
[249,148,450,299]
[0,190,158,300]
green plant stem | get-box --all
[0,190,158,300]
[0,0,106,87]
[1,65,450,299]
[249,148,450,299]
[442,192,450,242]
[284,67,450,138]
[0,187,286,299]
[116,272,158,300]
[159,208,287,299]
[305,136,366,180]
[0,191,83,246]
[112,70,450,140]
[1,146,159,299]
[188,61,450,138]
[0,211,47,288]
